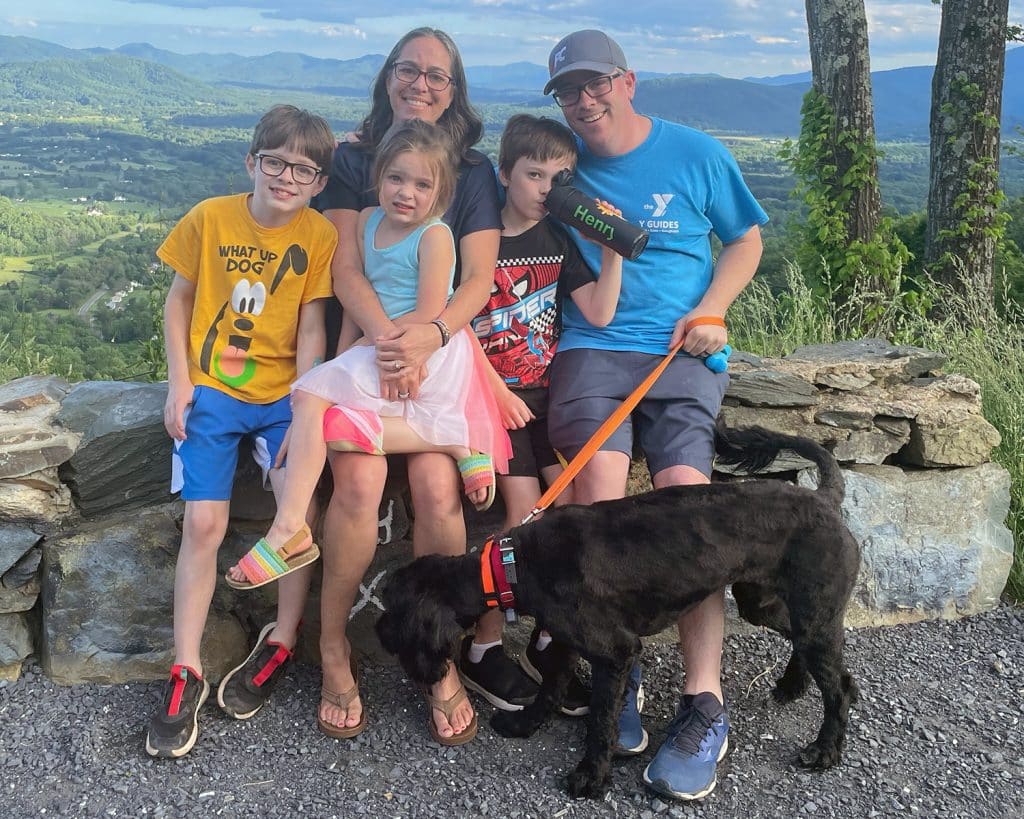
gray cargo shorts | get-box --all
[548,347,728,478]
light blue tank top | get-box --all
[363,208,455,320]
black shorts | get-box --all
[505,387,561,478]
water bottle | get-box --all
[545,170,649,260]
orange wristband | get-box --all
[684,315,727,333]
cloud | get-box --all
[21,0,1024,78]
[6,17,40,29]
[316,24,367,40]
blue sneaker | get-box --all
[643,692,729,800]
[614,662,648,756]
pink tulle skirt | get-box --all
[293,328,511,474]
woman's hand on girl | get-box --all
[376,323,440,369]
[375,323,439,395]
[375,327,429,400]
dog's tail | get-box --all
[714,421,845,505]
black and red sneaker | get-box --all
[217,622,294,720]
[145,664,210,758]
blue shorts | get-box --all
[171,385,291,502]
[548,348,728,478]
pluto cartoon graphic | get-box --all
[198,243,308,389]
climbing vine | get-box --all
[933,76,1009,269]
[781,90,915,320]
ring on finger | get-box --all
[398,391,410,399]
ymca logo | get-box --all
[651,193,674,218]
[553,46,567,68]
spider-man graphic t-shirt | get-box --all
[472,218,595,389]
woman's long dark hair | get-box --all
[356,27,484,160]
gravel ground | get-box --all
[2,603,1022,819]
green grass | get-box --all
[730,265,1024,601]
[0,255,36,281]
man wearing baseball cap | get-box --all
[542,29,768,801]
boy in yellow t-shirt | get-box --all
[146,105,337,758]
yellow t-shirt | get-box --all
[157,193,337,403]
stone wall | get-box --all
[0,339,1014,683]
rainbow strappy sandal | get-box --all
[225,524,320,590]
[457,452,496,512]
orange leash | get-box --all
[521,339,685,524]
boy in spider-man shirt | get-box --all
[462,114,623,715]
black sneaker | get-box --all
[217,622,294,720]
[519,628,591,717]
[458,636,539,711]
[145,664,210,758]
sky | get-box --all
[3,0,1023,78]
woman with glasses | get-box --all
[297,27,533,745]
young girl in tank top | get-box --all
[226,119,508,590]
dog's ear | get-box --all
[375,607,403,655]
[400,597,463,685]
[375,571,410,655]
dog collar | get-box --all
[480,535,518,623]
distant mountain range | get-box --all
[1,35,1022,138]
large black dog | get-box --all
[377,425,860,798]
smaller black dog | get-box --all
[377,425,860,798]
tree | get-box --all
[804,0,881,242]
[925,0,1010,299]
[784,0,908,315]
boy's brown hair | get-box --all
[498,114,577,175]
[249,105,335,174]
[373,120,459,220]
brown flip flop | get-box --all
[317,656,366,739]
[422,677,478,746]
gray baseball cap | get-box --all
[544,30,628,95]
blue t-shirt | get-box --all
[363,208,455,320]
[561,117,768,354]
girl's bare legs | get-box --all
[226,389,332,582]
[263,467,318,649]
[380,417,489,509]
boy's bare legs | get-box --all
[478,467,572,646]
[173,500,231,674]
[473,470,559,644]
[469,475,540,645]
[318,451,386,733]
